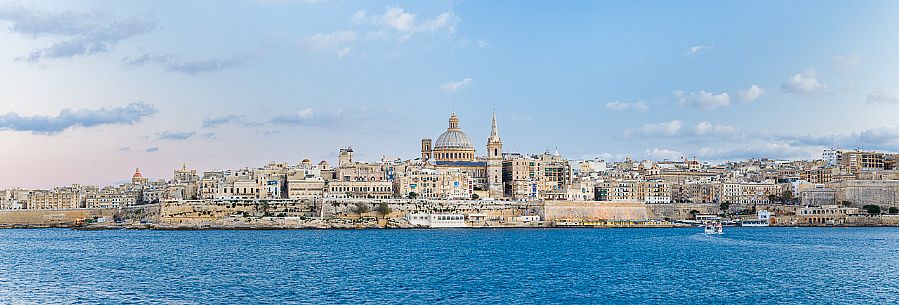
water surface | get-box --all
[1,227,897,304]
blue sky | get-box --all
[2,0,899,188]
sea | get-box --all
[1,227,898,304]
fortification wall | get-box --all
[0,209,116,225]
[646,203,718,220]
[543,201,649,221]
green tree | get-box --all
[375,202,392,217]
[354,202,370,214]
[889,207,898,214]
[689,210,700,218]
[471,193,480,200]
[781,190,794,203]
[719,202,731,212]
[408,192,419,199]
[863,205,882,215]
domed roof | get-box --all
[133,168,143,178]
[434,129,473,149]
[433,113,474,150]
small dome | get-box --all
[302,159,312,163]
[133,168,143,178]
[434,130,474,149]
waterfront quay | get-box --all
[3,198,899,230]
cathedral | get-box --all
[420,112,504,199]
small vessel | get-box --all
[704,222,723,234]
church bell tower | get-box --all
[487,111,503,199]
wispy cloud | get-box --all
[674,90,730,109]
[696,143,813,161]
[626,120,738,138]
[304,30,357,57]
[867,88,899,104]
[156,131,195,140]
[354,6,457,42]
[605,100,649,111]
[831,54,860,71]
[645,148,684,160]
[781,70,826,94]
[145,146,159,153]
[440,78,473,92]
[122,51,255,75]
[0,2,155,62]
[686,44,712,55]
[737,84,764,102]
[0,102,157,134]
[202,114,247,128]
[626,120,685,137]
[269,107,386,129]
[769,124,899,153]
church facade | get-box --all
[421,112,505,199]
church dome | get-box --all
[433,113,474,150]
[434,129,474,149]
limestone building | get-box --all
[419,112,503,198]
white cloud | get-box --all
[687,45,712,55]
[675,90,730,109]
[696,143,814,161]
[605,100,649,111]
[831,54,860,71]
[336,47,350,59]
[355,6,457,41]
[122,51,256,75]
[781,70,827,94]
[627,120,738,138]
[156,131,196,140]
[0,102,157,134]
[867,88,899,104]
[693,121,738,136]
[736,84,764,102]
[305,30,357,57]
[307,30,357,50]
[626,120,684,137]
[0,2,156,62]
[645,148,684,160]
[440,78,473,92]
[269,107,389,130]
[478,39,489,48]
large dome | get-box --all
[434,129,473,149]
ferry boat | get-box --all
[704,222,723,234]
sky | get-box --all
[2,0,899,188]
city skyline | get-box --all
[3,0,899,188]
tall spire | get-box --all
[488,110,500,143]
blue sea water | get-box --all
[1,227,898,304]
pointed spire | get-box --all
[488,110,501,143]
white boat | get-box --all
[704,222,723,234]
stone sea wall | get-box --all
[0,208,116,226]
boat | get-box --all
[704,222,723,234]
